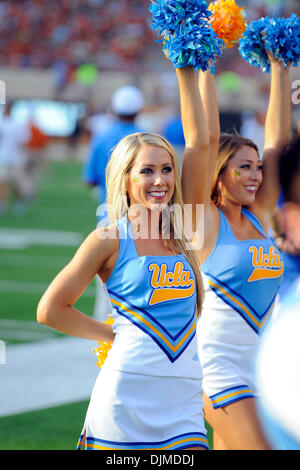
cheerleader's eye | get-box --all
[162,166,172,173]
[141,168,153,174]
[240,164,250,169]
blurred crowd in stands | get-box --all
[0,0,153,75]
[0,0,299,78]
[0,0,299,217]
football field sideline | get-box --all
[0,160,100,422]
[0,335,98,418]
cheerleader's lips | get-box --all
[148,190,168,200]
[244,185,258,194]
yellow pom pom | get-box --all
[208,0,247,49]
[92,316,114,368]
[163,34,170,60]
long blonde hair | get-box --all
[106,132,204,315]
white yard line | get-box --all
[0,330,56,341]
[0,228,84,249]
[0,319,55,328]
[0,226,100,417]
[0,253,71,267]
[0,280,95,296]
[0,336,99,417]
[0,320,59,341]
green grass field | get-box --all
[0,400,89,450]
[0,160,99,450]
[0,399,213,450]
[0,159,213,450]
[0,160,98,342]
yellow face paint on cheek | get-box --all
[232,169,241,177]
[132,174,140,183]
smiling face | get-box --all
[126,144,175,212]
[218,145,263,206]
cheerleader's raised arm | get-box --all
[177,67,210,213]
[254,55,291,220]
[198,68,221,203]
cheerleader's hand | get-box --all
[266,49,290,69]
[275,235,300,255]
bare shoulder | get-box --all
[94,223,120,250]
[81,224,119,255]
[94,223,121,281]
[72,224,120,278]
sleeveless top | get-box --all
[102,217,202,379]
[201,208,284,337]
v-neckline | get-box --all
[127,218,184,259]
[219,208,267,242]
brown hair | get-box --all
[211,133,259,206]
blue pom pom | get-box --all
[164,20,224,72]
[239,17,269,72]
[149,0,210,38]
[149,0,185,37]
[265,14,300,68]
[149,0,224,72]
[239,14,300,73]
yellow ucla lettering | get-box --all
[180,271,189,286]
[262,253,269,266]
[149,263,168,288]
[248,245,283,282]
[274,254,280,266]
[249,246,259,267]
[269,246,275,266]
[165,271,174,287]
[173,261,183,287]
[258,247,263,266]
[148,262,195,305]
[159,264,167,287]
[149,263,160,288]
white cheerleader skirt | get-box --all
[76,367,209,450]
[197,291,260,410]
[198,338,257,409]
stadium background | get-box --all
[0,0,299,450]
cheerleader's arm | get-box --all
[177,67,210,219]
[37,228,118,342]
[198,68,221,202]
[255,56,291,216]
